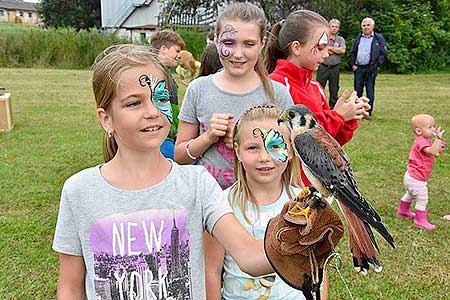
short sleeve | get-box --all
[339,36,346,48]
[415,138,432,152]
[178,79,200,124]
[197,169,232,234]
[272,80,294,109]
[52,184,82,256]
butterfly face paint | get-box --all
[253,128,289,163]
[218,24,238,59]
[139,74,172,123]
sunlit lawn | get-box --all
[0,68,449,299]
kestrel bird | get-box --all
[278,104,395,274]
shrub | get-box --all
[176,29,207,60]
[0,27,125,69]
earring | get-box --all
[107,131,113,138]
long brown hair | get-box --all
[199,43,222,76]
[231,104,302,224]
[265,10,328,73]
[91,44,170,162]
[216,2,276,103]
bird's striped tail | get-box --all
[339,202,382,275]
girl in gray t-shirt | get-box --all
[175,3,293,190]
[53,44,274,300]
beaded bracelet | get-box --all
[185,139,200,160]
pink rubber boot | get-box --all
[396,200,415,219]
[414,209,436,230]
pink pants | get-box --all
[401,171,429,211]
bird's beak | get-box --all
[278,112,289,126]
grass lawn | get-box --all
[0,68,449,299]
[0,21,39,33]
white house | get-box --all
[101,0,161,42]
[0,0,40,25]
[101,0,219,43]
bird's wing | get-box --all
[293,129,395,249]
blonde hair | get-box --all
[230,104,301,224]
[216,2,276,103]
[411,114,434,135]
[91,44,171,162]
[178,50,197,77]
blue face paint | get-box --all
[139,74,173,123]
[253,128,289,163]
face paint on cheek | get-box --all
[253,128,289,163]
[138,74,173,123]
[218,24,238,59]
[219,43,232,58]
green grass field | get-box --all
[0,21,39,33]
[0,68,449,299]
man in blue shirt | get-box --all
[349,17,388,119]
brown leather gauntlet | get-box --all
[264,187,344,299]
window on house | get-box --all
[28,12,32,18]
[140,32,149,44]
[0,10,4,17]
[19,11,24,17]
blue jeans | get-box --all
[354,65,376,115]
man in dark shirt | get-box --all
[349,17,388,119]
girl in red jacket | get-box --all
[265,10,370,146]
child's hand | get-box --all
[434,127,446,153]
[334,90,369,121]
[358,96,371,111]
[434,127,445,140]
[224,121,235,149]
[206,113,234,144]
[439,140,447,152]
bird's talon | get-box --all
[358,268,368,276]
[288,206,312,219]
[294,187,311,201]
[368,263,383,273]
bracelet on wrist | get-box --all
[185,138,200,160]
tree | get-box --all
[38,0,101,30]
[160,0,450,72]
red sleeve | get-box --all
[269,72,284,84]
[314,111,358,145]
[270,72,358,145]
[312,91,358,146]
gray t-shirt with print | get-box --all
[179,75,294,189]
[53,162,232,300]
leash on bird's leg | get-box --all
[323,251,354,300]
